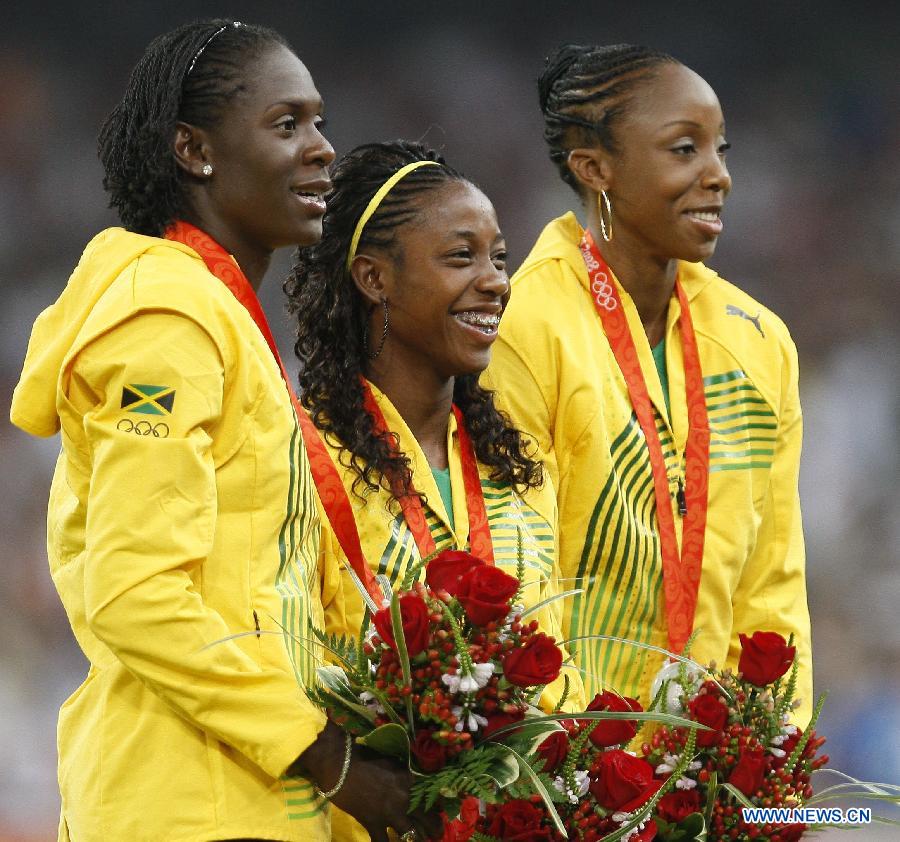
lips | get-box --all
[684,206,723,236]
[291,178,331,214]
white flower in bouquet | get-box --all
[649,659,702,714]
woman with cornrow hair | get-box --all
[484,44,812,726]
[287,139,584,841]
[11,20,432,842]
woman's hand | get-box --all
[290,721,442,842]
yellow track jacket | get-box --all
[318,383,586,841]
[483,214,812,726]
[10,229,329,841]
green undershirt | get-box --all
[430,466,455,531]
[652,338,671,419]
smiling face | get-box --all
[365,180,510,383]
[195,43,335,256]
[603,62,731,264]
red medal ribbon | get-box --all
[164,221,383,604]
[362,384,495,565]
[579,230,709,654]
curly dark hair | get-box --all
[97,19,288,235]
[538,43,678,195]
[285,140,543,502]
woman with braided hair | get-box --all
[287,139,584,841]
[483,44,813,724]
[10,20,433,842]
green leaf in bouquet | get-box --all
[357,722,411,762]
[703,770,718,828]
[656,812,706,841]
[340,561,380,615]
[314,665,375,718]
[517,588,585,621]
[500,744,567,838]
[720,783,755,810]
[783,691,826,771]
[483,709,709,741]
[562,634,732,700]
[409,743,516,812]
[310,626,358,671]
[388,593,417,734]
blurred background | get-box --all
[1,1,897,838]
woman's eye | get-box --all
[276,116,297,132]
[448,250,472,261]
[673,143,696,155]
[315,117,328,132]
[718,141,732,156]
[492,251,508,268]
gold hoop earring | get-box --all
[363,298,389,359]
[599,189,614,242]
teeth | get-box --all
[295,190,323,199]
[688,211,719,221]
[455,311,500,332]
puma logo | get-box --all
[726,304,765,338]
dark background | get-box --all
[1,2,897,837]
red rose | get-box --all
[426,549,484,597]
[586,690,643,747]
[738,631,796,686]
[481,709,525,740]
[456,565,519,626]
[536,729,569,773]
[729,747,767,796]
[487,799,553,841]
[502,633,563,687]
[687,693,730,747]
[441,796,480,842]
[656,789,701,823]
[411,729,448,772]
[372,593,430,657]
[589,749,662,812]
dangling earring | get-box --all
[201,163,213,177]
[363,297,389,359]
[599,189,614,242]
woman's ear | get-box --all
[350,254,389,307]
[173,121,212,177]
[566,147,613,195]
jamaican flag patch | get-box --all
[121,384,176,415]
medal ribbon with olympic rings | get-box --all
[579,229,710,655]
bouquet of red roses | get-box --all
[459,630,899,842]
[458,686,699,842]
[309,545,578,829]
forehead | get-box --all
[411,181,500,237]
[627,63,724,130]
[237,42,320,110]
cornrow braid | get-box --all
[285,140,543,503]
[97,19,287,235]
[538,43,678,193]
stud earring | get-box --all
[201,163,213,177]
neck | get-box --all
[586,209,676,347]
[366,359,454,471]
[183,212,272,291]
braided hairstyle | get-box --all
[538,43,678,194]
[98,19,288,235]
[286,140,543,502]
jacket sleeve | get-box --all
[70,311,326,779]
[726,336,813,727]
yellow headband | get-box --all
[346,160,441,273]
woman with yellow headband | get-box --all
[287,140,584,842]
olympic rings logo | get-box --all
[116,418,170,438]
[591,271,617,311]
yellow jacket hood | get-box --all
[10,228,197,437]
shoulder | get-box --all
[686,263,800,408]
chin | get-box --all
[294,219,324,248]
